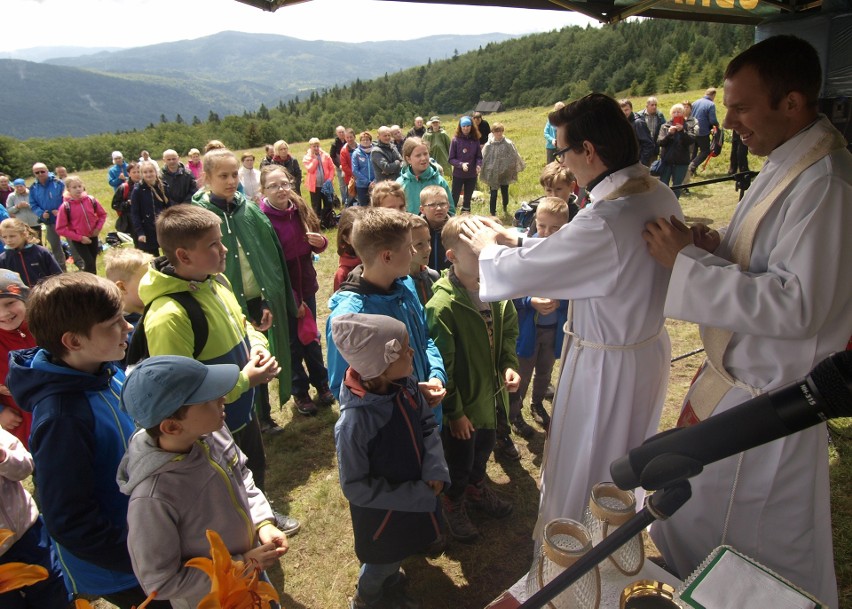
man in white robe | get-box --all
[461,94,683,536]
[644,36,851,608]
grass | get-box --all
[64,90,848,608]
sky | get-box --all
[2,0,597,53]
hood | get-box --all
[138,256,211,306]
[7,347,118,413]
[259,199,298,221]
[333,265,412,299]
[400,163,440,183]
[117,429,184,495]
[338,368,418,422]
[192,189,247,215]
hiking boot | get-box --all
[315,384,335,407]
[441,495,479,543]
[294,393,317,416]
[531,402,551,432]
[273,511,301,536]
[510,414,535,439]
[465,481,513,518]
[495,435,521,461]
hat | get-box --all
[331,313,407,380]
[121,356,239,429]
[459,116,473,127]
[429,116,441,124]
[11,178,25,187]
[0,270,29,302]
[111,150,123,160]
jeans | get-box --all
[509,326,557,418]
[288,295,328,397]
[42,223,66,271]
[357,561,402,603]
[335,166,346,201]
[0,517,69,609]
[451,176,477,212]
[659,164,689,199]
[442,425,496,500]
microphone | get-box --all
[611,351,852,491]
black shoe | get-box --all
[544,384,555,400]
[510,414,535,439]
[531,402,551,432]
[261,419,284,435]
[273,511,301,536]
[495,435,521,461]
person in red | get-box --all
[0,271,35,448]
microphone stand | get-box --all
[517,482,692,609]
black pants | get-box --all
[310,190,332,225]
[288,295,328,398]
[729,131,750,173]
[441,426,496,500]
[246,298,274,425]
[232,407,268,491]
[689,134,711,172]
[69,238,99,274]
[489,185,510,215]
[452,176,477,212]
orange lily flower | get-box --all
[187,530,280,609]
[74,590,158,608]
[0,529,48,594]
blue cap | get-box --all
[121,356,239,429]
[460,116,473,127]
[12,179,25,187]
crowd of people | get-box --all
[0,34,847,609]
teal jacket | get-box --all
[397,164,454,215]
[425,274,518,429]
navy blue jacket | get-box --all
[0,244,62,287]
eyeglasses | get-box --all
[423,201,449,209]
[265,182,291,191]
[553,144,573,162]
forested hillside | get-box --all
[0,19,753,177]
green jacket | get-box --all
[422,129,451,175]
[192,190,298,404]
[426,274,519,429]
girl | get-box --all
[270,140,303,195]
[350,131,375,207]
[110,162,139,234]
[186,148,203,180]
[302,138,336,223]
[334,206,363,292]
[480,122,525,215]
[0,271,36,448]
[130,160,171,255]
[448,116,482,213]
[369,180,406,212]
[55,176,107,274]
[259,165,333,417]
[397,137,453,214]
[0,219,61,287]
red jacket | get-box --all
[0,321,35,448]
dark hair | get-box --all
[156,205,222,264]
[336,206,364,256]
[145,403,192,439]
[549,93,639,170]
[27,274,123,358]
[454,121,481,140]
[725,35,821,109]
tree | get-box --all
[175,114,184,124]
[208,111,220,124]
[192,116,201,126]
[159,114,168,124]
[666,53,691,93]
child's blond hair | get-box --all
[419,185,448,207]
[409,215,429,232]
[104,248,154,283]
[539,162,576,189]
[535,197,570,219]
[351,208,412,264]
[440,215,469,251]
[63,175,84,195]
[370,181,405,208]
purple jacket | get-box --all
[448,134,483,179]
[259,199,327,303]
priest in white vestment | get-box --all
[461,93,683,537]
[644,36,850,609]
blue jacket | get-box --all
[513,296,568,359]
[0,243,62,287]
[351,146,375,188]
[691,95,719,136]
[544,121,558,150]
[326,268,446,418]
[108,162,129,191]
[29,176,64,225]
[6,348,140,596]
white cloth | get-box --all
[478,163,682,534]
[650,116,852,609]
[239,167,262,203]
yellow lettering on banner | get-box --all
[717,0,735,7]
[672,0,759,8]
[738,0,759,7]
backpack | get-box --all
[513,196,544,232]
[125,275,228,366]
[63,196,98,225]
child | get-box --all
[104,247,153,369]
[326,208,446,423]
[331,313,449,609]
[508,197,572,436]
[0,427,69,607]
[369,180,406,212]
[408,215,438,307]
[397,137,454,215]
[118,356,288,608]
[334,206,364,292]
[0,218,62,287]
[5,178,41,242]
[419,185,451,272]
[541,162,581,213]
[130,160,171,255]
[191,149,298,419]
[425,216,520,543]
[480,122,525,215]
[5,273,169,608]
[55,175,107,274]
[259,165,333,418]
[110,162,139,234]
[448,116,482,213]
[0,271,36,448]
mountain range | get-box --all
[1,30,513,140]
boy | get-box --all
[104,247,153,364]
[408,215,438,307]
[540,162,581,214]
[332,314,449,609]
[419,185,451,272]
[508,197,572,436]
[139,205,300,536]
[326,208,446,420]
[425,216,520,543]
[118,356,288,609]
[5,273,169,609]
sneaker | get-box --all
[273,511,301,536]
[261,419,284,435]
[531,402,551,431]
[495,435,521,461]
[294,393,317,416]
[465,481,513,518]
[441,495,479,543]
[510,414,535,439]
[315,384,335,407]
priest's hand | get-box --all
[643,215,692,268]
[460,216,518,256]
